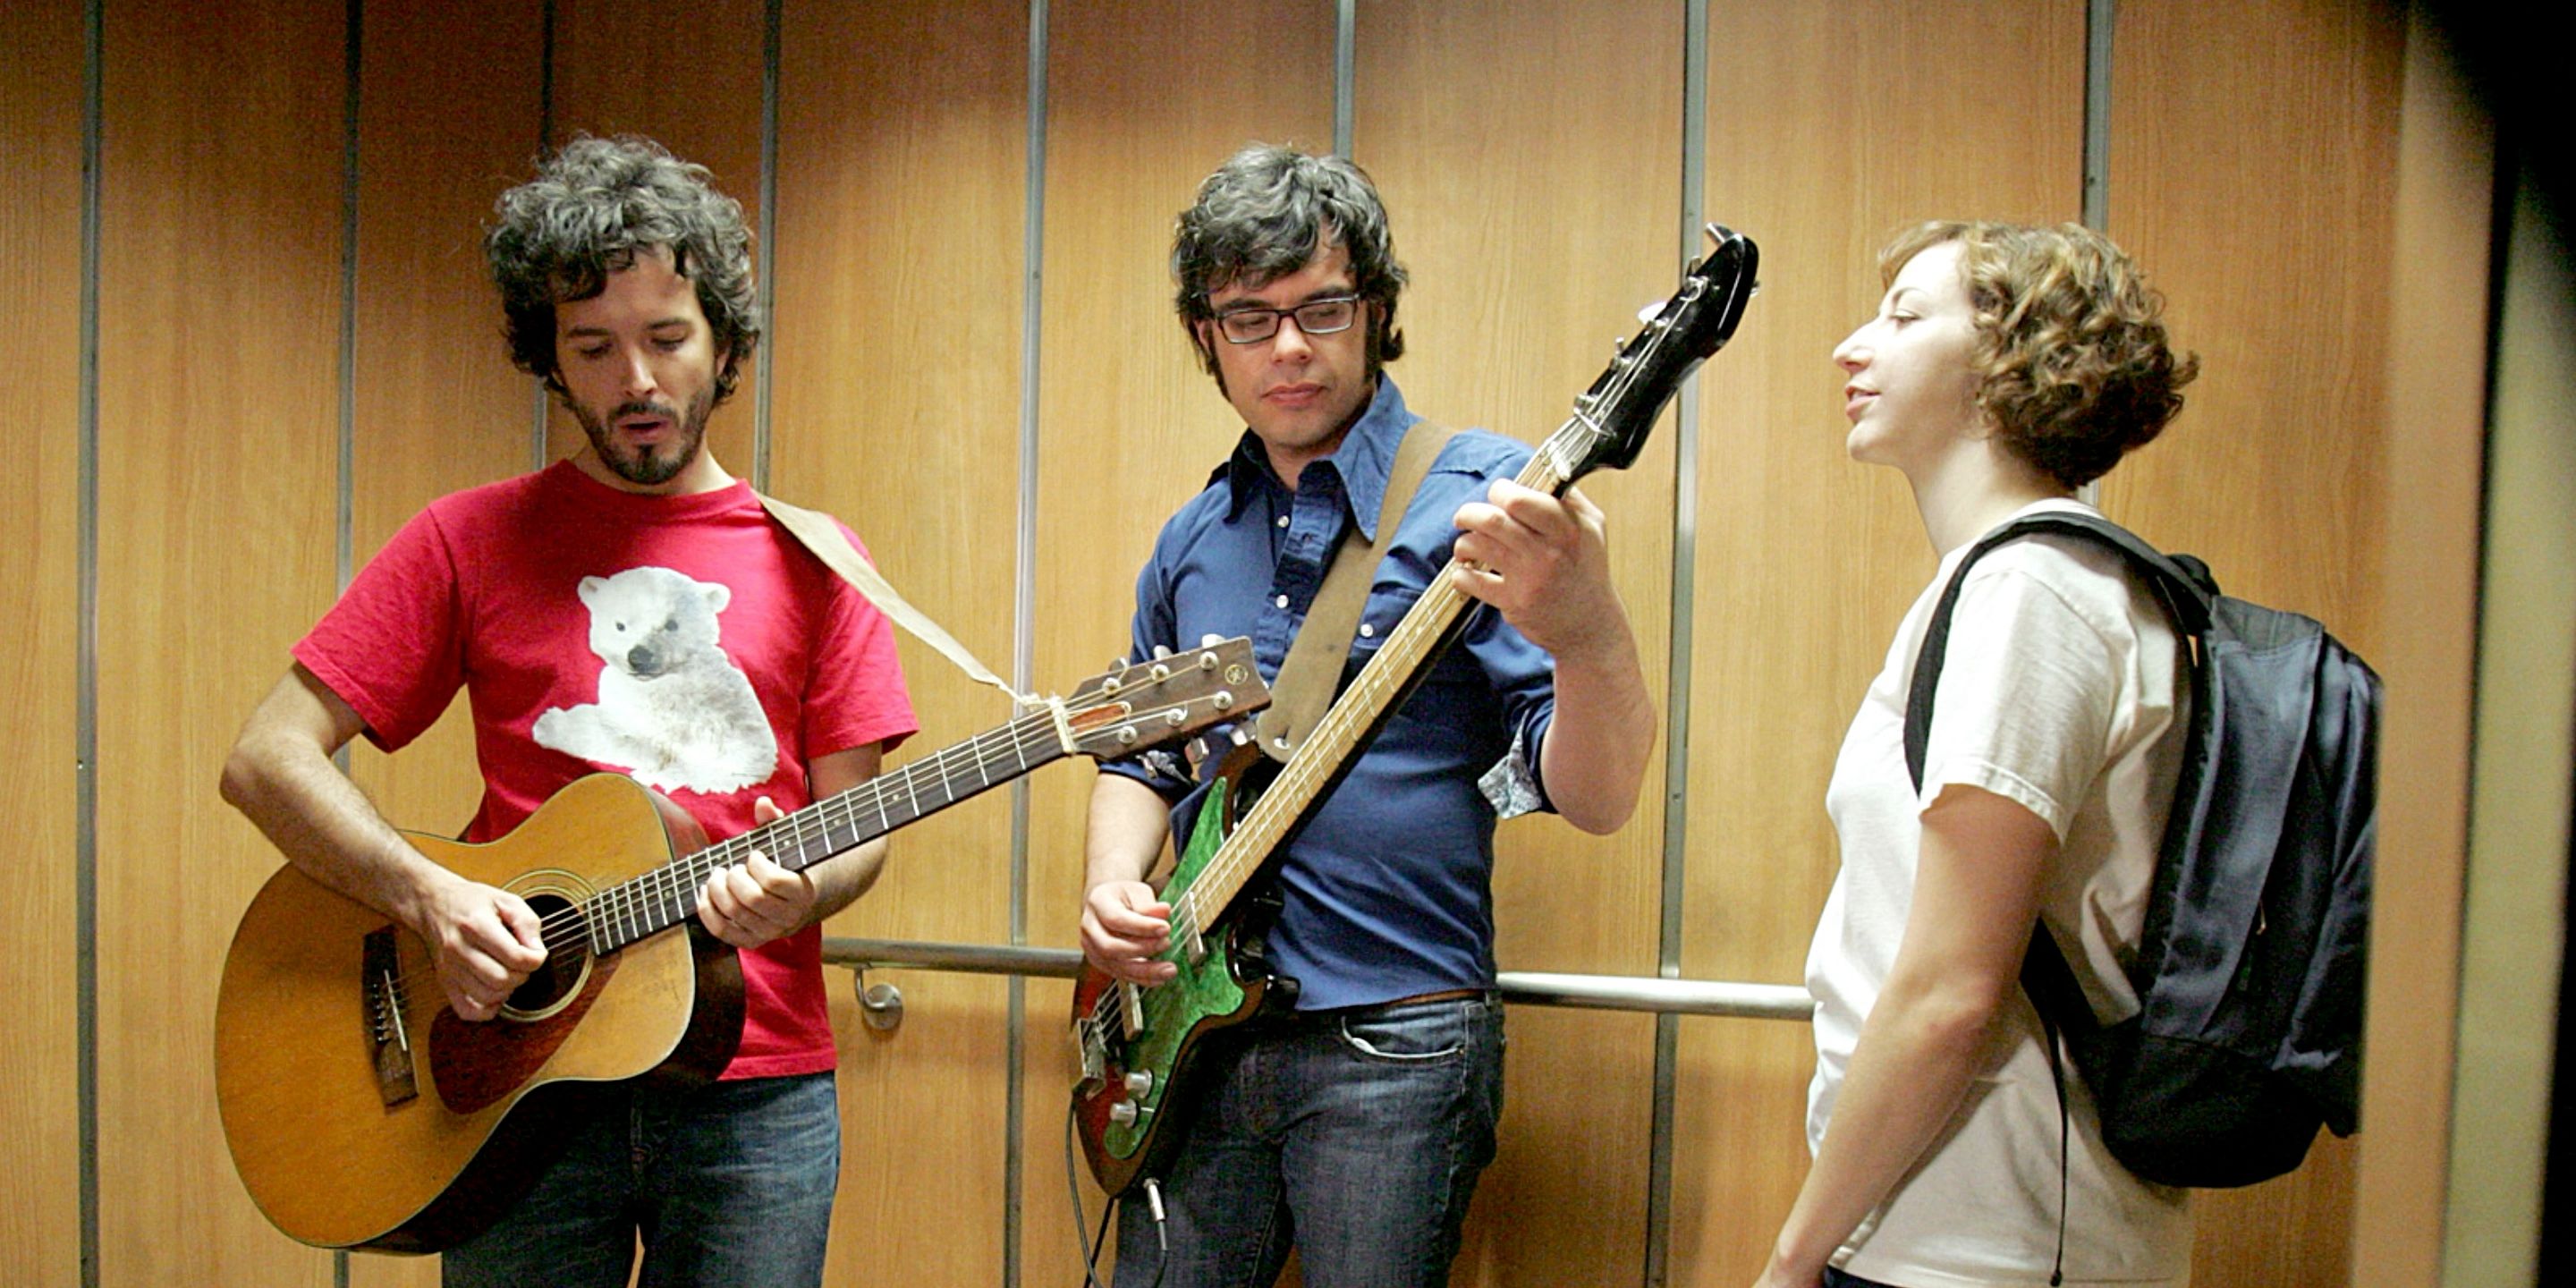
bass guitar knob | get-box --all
[1123,1071,1155,1098]
[1109,1100,1140,1126]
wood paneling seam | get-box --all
[1335,0,1355,158]
[76,0,103,1282]
[1646,0,1712,1281]
[752,0,782,493]
[1006,4,1053,1284]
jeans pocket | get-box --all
[1335,1004,1468,1063]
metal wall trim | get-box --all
[819,938,1812,1022]
[338,1,362,598]
[1644,0,1711,1281]
[1335,0,1355,157]
[77,1,104,1281]
[2079,0,2115,516]
[2084,0,2114,231]
[752,0,783,494]
[531,0,557,470]
[1007,4,1054,1284]
[331,5,367,1283]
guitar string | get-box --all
[1158,298,1695,935]
[1159,291,1712,932]
[1165,440,1585,945]
[378,713,1080,997]
[1078,443,1590,1044]
[1078,270,1726,1071]
[1083,303,1704,1038]
[381,684,1224,998]
[521,682,1199,959]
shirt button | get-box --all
[1275,514,1290,528]
[1275,594,1290,609]
[1359,623,1375,638]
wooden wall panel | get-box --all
[1673,2,2084,1283]
[1355,1,1683,1280]
[545,0,768,486]
[344,0,549,936]
[36,4,2450,1282]
[2354,10,2491,1282]
[767,2,1030,1282]
[2104,1,2400,1282]
[342,5,547,1284]
[1024,3,1335,1281]
[0,0,85,1283]
[95,0,348,1283]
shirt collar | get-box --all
[1210,377,1418,540]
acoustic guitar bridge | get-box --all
[362,926,419,1106]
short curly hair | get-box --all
[1880,220,2198,488]
[1172,144,1408,379]
[486,135,760,402]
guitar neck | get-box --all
[585,709,1074,954]
[1175,436,1581,928]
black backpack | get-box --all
[1903,511,2376,1190]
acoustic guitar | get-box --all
[1070,227,1759,1198]
[217,639,1267,1251]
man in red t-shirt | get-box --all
[220,135,915,1287]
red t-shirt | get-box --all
[294,460,918,1079]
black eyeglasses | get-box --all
[1210,295,1361,344]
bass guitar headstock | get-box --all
[1061,637,1270,761]
[1549,224,1759,485]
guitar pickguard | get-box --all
[1072,767,1300,1194]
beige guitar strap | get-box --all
[1252,419,1456,761]
[758,493,1062,733]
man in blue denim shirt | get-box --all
[1080,144,1657,1286]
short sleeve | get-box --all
[1916,555,2130,839]
[291,507,467,752]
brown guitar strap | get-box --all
[1252,418,1456,762]
[758,491,1042,713]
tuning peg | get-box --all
[1636,301,1662,326]
[1152,644,1174,659]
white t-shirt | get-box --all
[1805,500,2194,1287]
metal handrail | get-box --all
[819,936,1813,1021]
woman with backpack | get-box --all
[1754,221,2200,1288]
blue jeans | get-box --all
[442,1071,839,1288]
[1114,993,1506,1288]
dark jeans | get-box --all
[1824,1268,1902,1288]
[1114,992,1507,1288]
[441,1070,839,1288]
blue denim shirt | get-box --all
[1104,377,1557,1010]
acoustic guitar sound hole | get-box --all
[504,893,591,1017]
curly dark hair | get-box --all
[1881,220,2199,488]
[1172,144,1408,379]
[486,135,760,402]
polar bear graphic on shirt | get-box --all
[532,565,779,795]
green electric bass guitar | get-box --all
[1070,225,1760,1198]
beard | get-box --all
[571,382,716,487]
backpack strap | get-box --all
[1903,511,2212,789]
[1899,508,2211,1284]
[1252,418,1456,761]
